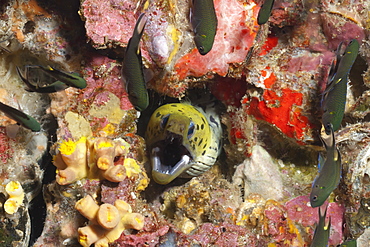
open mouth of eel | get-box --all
[150,133,193,184]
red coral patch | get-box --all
[244,88,311,143]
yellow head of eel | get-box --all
[146,103,222,184]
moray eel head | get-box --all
[146,103,213,184]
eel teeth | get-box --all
[151,147,193,184]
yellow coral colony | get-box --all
[53,137,132,185]
[4,181,25,214]
[90,137,127,182]
[75,195,145,247]
[54,137,88,185]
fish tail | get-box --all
[132,13,147,49]
[16,66,37,92]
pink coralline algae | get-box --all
[81,55,134,111]
[263,200,305,246]
[115,225,171,247]
[285,195,345,245]
[173,0,259,80]
[0,127,13,164]
[189,222,261,246]
[81,0,138,47]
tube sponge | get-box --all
[55,137,88,185]
[75,195,145,247]
[75,194,100,221]
[88,137,128,182]
[53,137,132,185]
[4,181,25,214]
[97,203,120,229]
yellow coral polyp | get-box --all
[6,181,21,196]
[59,137,87,155]
[97,204,120,229]
[101,123,116,136]
[4,181,24,214]
[79,234,88,243]
[124,158,142,177]
[57,173,66,184]
[135,216,143,225]
[4,199,19,214]
[97,157,110,170]
[59,139,76,155]
[97,141,114,149]
[136,173,149,191]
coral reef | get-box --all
[1,0,370,246]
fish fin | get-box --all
[325,216,331,231]
[317,153,325,172]
[318,204,328,222]
[324,42,345,94]
[127,13,147,56]
[16,66,38,91]
[136,13,147,36]
[334,147,340,162]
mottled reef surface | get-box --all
[0,0,370,246]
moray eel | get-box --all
[191,0,218,55]
[322,39,359,133]
[310,205,331,247]
[146,102,222,184]
[310,125,341,208]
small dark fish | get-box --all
[322,39,359,133]
[17,67,68,93]
[28,65,87,89]
[310,125,341,208]
[310,205,331,247]
[325,39,359,93]
[122,13,149,111]
[0,102,40,132]
[191,0,218,55]
[257,0,275,25]
[338,239,357,247]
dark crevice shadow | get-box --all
[28,114,58,247]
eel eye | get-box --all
[187,121,195,139]
[160,114,169,129]
[312,195,318,201]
